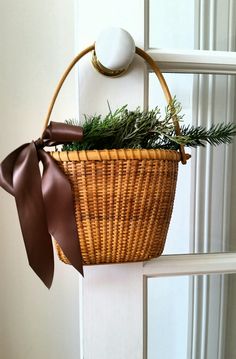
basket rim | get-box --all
[50,148,191,162]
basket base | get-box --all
[55,240,165,266]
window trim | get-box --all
[143,253,236,277]
[148,49,236,74]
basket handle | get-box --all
[43,45,187,164]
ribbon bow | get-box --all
[0,122,84,288]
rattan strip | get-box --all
[128,160,147,261]
[132,160,155,259]
[50,149,190,162]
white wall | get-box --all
[0,1,81,358]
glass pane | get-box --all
[149,0,195,49]
[149,72,236,254]
[148,273,236,359]
[149,0,236,51]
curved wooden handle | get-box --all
[43,44,187,163]
[42,45,95,132]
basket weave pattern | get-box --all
[53,149,179,265]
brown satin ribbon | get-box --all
[0,122,84,288]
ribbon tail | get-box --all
[13,144,54,288]
[40,150,84,276]
[0,144,29,195]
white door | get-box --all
[77,1,236,358]
[1,1,236,358]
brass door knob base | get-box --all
[92,51,127,77]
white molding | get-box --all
[187,278,195,359]
[204,75,214,253]
[143,276,148,359]
[200,275,208,359]
[143,0,149,110]
[221,75,235,252]
[146,49,236,74]
[229,0,236,51]
[79,276,84,359]
[144,0,149,51]
[143,253,236,277]
[218,275,228,359]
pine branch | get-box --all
[159,123,236,149]
[62,102,236,151]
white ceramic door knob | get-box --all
[92,27,136,76]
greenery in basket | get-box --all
[62,99,236,151]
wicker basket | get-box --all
[44,45,189,266]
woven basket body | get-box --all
[51,148,180,265]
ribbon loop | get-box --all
[0,122,84,288]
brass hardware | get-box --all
[92,51,127,77]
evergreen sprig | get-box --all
[163,123,236,149]
[62,101,236,151]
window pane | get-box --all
[149,0,194,49]
[149,72,236,254]
[149,0,236,51]
[148,273,236,359]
